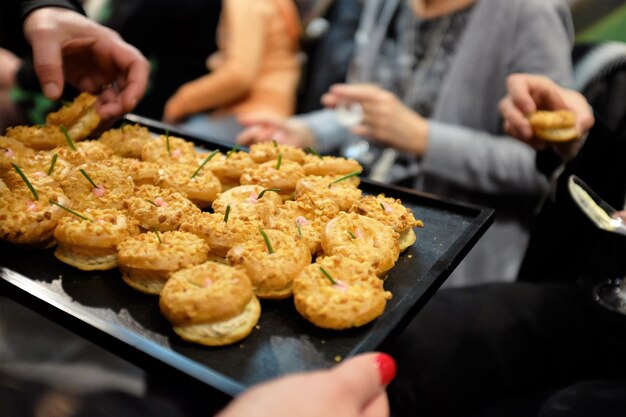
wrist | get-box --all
[411,116,429,156]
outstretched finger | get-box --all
[28,31,64,99]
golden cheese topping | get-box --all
[212,184,282,222]
[302,154,363,177]
[98,123,154,159]
[141,134,198,165]
[349,194,423,232]
[295,175,362,212]
[249,142,306,164]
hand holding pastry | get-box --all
[499,74,594,153]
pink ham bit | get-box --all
[154,197,168,207]
[295,216,310,227]
[247,191,259,204]
[354,228,363,239]
[92,185,106,197]
[26,201,39,212]
[333,279,349,292]
[382,202,393,213]
[33,171,47,179]
[202,278,213,288]
[171,149,182,158]
[4,148,15,158]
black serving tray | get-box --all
[0,114,494,398]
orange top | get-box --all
[164,0,301,122]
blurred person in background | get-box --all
[237,0,576,287]
[162,0,302,144]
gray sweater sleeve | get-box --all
[421,0,574,195]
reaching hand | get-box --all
[0,48,21,89]
[236,114,315,148]
[499,74,594,147]
[322,84,429,156]
[23,7,149,120]
[216,353,396,417]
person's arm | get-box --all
[163,0,266,123]
[217,353,396,417]
[420,0,574,195]
[18,0,83,18]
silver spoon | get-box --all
[568,175,626,236]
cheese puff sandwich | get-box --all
[293,255,392,330]
[349,194,423,252]
[240,159,305,201]
[295,174,362,212]
[98,123,154,159]
[159,261,261,346]
[248,142,306,164]
[179,211,264,260]
[264,196,339,256]
[54,208,140,270]
[124,184,201,232]
[117,230,209,295]
[203,149,256,191]
[211,184,282,222]
[227,228,311,299]
[60,162,134,211]
[157,162,222,209]
[322,212,399,277]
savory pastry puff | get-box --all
[104,156,160,186]
[14,150,75,184]
[295,175,362,212]
[54,140,114,166]
[0,178,69,247]
[203,150,256,190]
[5,124,68,150]
[60,162,134,211]
[302,154,363,177]
[45,92,100,141]
[322,212,399,277]
[141,134,198,165]
[293,255,392,330]
[97,123,154,158]
[117,230,209,295]
[240,159,305,201]
[264,196,339,256]
[159,261,261,346]
[349,194,424,252]
[54,208,139,270]
[211,184,282,222]
[528,110,578,142]
[124,184,201,232]
[179,211,264,259]
[0,136,35,173]
[248,142,306,164]
[157,162,222,209]
[227,229,311,299]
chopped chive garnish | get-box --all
[328,170,362,188]
[165,130,171,156]
[60,125,76,151]
[49,200,93,222]
[226,144,240,159]
[79,169,98,188]
[305,147,323,159]
[145,199,158,206]
[347,230,356,239]
[258,188,281,199]
[319,267,337,285]
[153,227,162,243]
[224,205,231,223]
[296,219,302,237]
[47,153,58,175]
[191,149,219,179]
[272,139,278,148]
[259,228,274,254]
[12,163,38,200]
[380,203,386,211]
[275,154,282,170]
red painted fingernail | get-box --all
[375,353,397,385]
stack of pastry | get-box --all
[0,92,426,346]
